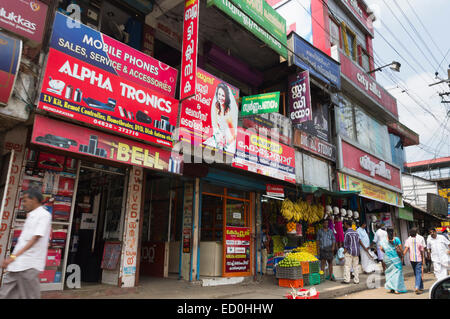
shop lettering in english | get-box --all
[294,129,336,162]
[31,115,183,174]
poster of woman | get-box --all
[204,82,239,154]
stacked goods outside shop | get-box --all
[263,193,361,287]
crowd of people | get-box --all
[317,217,450,294]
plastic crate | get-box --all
[275,266,303,279]
[278,278,304,288]
[300,261,309,275]
[309,273,321,285]
[309,261,321,274]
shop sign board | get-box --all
[294,100,330,143]
[180,0,199,100]
[340,140,401,191]
[338,172,403,207]
[37,48,179,147]
[241,92,280,116]
[266,184,284,198]
[50,12,177,97]
[288,71,311,125]
[290,32,341,89]
[207,0,288,59]
[0,32,22,106]
[31,115,183,174]
[224,226,251,274]
[0,0,48,45]
[427,193,448,217]
[398,206,414,222]
[293,129,336,162]
[339,51,398,118]
[232,127,296,184]
[179,68,240,156]
[241,112,292,145]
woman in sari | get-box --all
[380,228,407,294]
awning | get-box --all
[299,184,359,197]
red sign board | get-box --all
[0,0,48,44]
[294,129,336,162]
[180,0,199,100]
[31,115,183,174]
[37,49,179,147]
[179,68,240,155]
[232,127,296,184]
[224,226,251,274]
[340,52,398,118]
[266,184,284,197]
[341,140,401,190]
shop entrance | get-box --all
[68,162,128,285]
[200,184,252,277]
[139,172,183,279]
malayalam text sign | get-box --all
[241,92,280,116]
[180,0,199,100]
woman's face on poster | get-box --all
[217,87,226,107]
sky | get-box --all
[364,0,450,164]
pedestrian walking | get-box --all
[426,228,450,281]
[342,220,360,284]
[380,228,407,294]
[357,222,377,273]
[403,228,425,294]
[373,223,388,274]
[0,189,51,299]
[317,219,336,281]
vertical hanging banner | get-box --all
[180,0,199,101]
[288,71,311,125]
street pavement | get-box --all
[337,272,436,299]
[42,268,427,299]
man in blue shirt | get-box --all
[343,220,360,284]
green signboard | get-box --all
[398,206,414,222]
[241,92,280,116]
[207,0,288,58]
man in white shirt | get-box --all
[0,189,51,299]
[426,228,450,281]
[357,222,377,273]
[373,223,388,274]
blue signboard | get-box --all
[291,32,341,89]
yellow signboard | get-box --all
[338,173,403,207]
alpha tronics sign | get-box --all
[37,49,179,147]
[359,155,391,180]
[50,12,178,97]
[0,0,48,44]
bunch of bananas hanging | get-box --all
[281,199,295,221]
[281,199,326,224]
